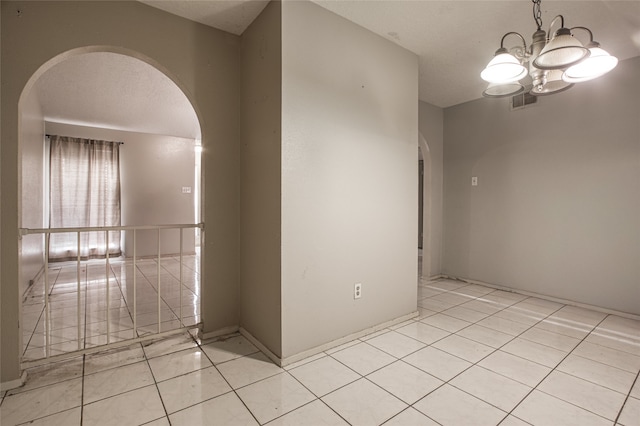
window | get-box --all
[48,135,122,261]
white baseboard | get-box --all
[279,311,419,367]
[239,328,282,366]
[236,311,420,368]
[442,275,640,321]
[1,370,28,392]
[198,325,239,341]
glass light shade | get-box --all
[533,29,590,70]
[562,47,618,83]
[531,69,574,96]
[482,82,525,98]
[481,53,528,83]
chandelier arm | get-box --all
[571,26,595,44]
[547,15,565,40]
[500,31,528,53]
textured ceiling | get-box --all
[139,0,269,35]
[35,52,200,139]
[313,0,640,107]
[35,1,640,139]
[140,0,640,108]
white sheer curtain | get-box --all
[49,135,122,261]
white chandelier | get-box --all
[481,0,618,98]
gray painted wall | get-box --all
[443,56,640,315]
[20,85,46,297]
[1,0,240,383]
[419,101,444,278]
[45,122,197,258]
[281,1,419,358]
[239,1,283,357]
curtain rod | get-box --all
[45,134,124,145]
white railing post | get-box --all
[157,229,161,333]
[106,230,110,344]
[179,228,183,326]
[77,232,82,350]
[133,230,137,338]
[44,233,51,358]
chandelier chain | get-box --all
[532,0,543,31]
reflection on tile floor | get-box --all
[2,277,639,425]
[20,254,201,361]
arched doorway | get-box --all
[18,47,204,364]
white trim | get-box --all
[1,370,28,392]
[198,325,239,341]
[280,311,419,367]
[238,311,420,368]
[441,275,640,321]
[239,328,281,366]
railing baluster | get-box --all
[179,229,183,326]
[20,223,201,363]
[157,229,161,333]
[106,230,110,344]
[77,232,82,350]
[133,230,137,338]
[44,233,50,358]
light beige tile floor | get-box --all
[1,277,639,425]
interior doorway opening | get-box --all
[418,134,432,280]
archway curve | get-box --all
[18,45,205,140]
[17,45,205,363]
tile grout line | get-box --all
[319,284,517,424]
[193,332,263,425]
[614,366,639,425]
[142,341,173,425]
[16,278,638,426]
[403,290,569,424]
[268,366,353,426]
[504,313,614,423]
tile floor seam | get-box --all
[382,406,441,426]
[360,333,426,361]
[163,388,236,418]
[452,303,571,382]
[233,386,263,425]
[141,342,172,424]
[317,397,352,426]
[613,369,640,425]
[13,278,640,426]
[575,338,640,365]
[556,355,637,394]
[324,351,368,383]
[433,381,511,421]
[193,336,266,424]
[498,413,532,425]
[533,386,621,423]
[274,366,350,425]
[410,299,569,417]
[502,313,613,423]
